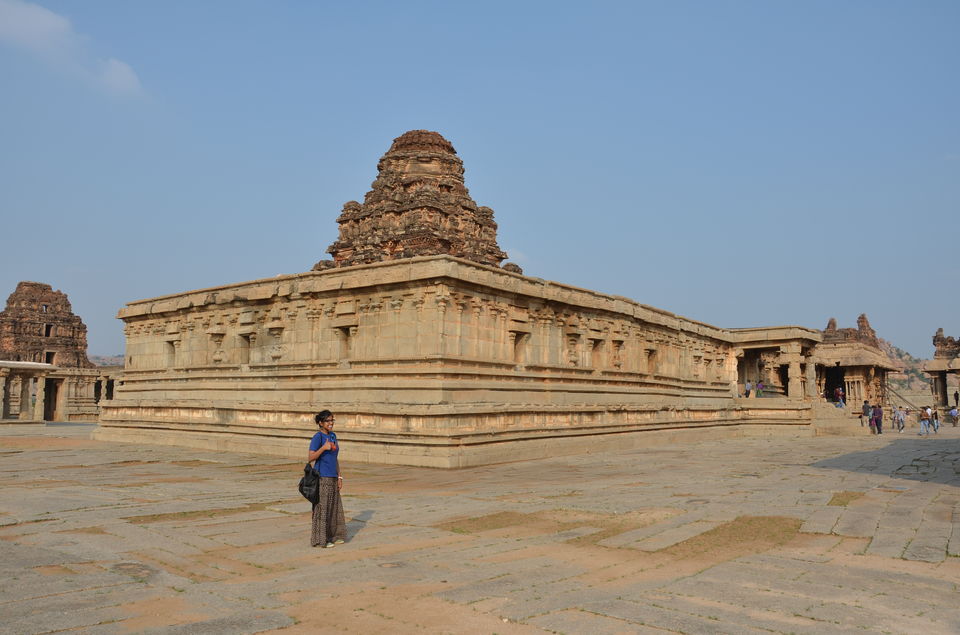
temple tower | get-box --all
[0,281,94,368]
[316,130,514,271]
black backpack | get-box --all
[298,463,319,504]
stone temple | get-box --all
[813,314,896,407]
[925,328,960,407]
[97,130,854,467]
[0,281,94,367]
[0,282,112,421]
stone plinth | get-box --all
[97,255,821,466]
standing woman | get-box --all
[308,410,346,548]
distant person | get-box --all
[871,405,883,434]
[932,407,941,433]
[954,390,959,408]
[919,406,931,436]
[838,387,845,407]
[756,381,764,398]
[894,406,906,433]
[949,406,959,427]
[744,380,752,398]
[860,401,871,427]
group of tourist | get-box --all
[858,401,960,436]
[918,406,939,435]
[860,401,887,433]
[742,380,764,398]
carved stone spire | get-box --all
[821,313,880,348]
[933,328,960,359]
[316,130,512,271]
[855,313,879,348]
[0,281,93,367]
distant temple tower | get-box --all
[0,281,94,368]
[315,130,517,272]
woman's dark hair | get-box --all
[315,410,332,425]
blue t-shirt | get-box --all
[309,431,339,477]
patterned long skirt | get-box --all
[311,477,346,547]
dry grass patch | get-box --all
[434,507,680,542]
[33,564,74,576]
[435,511,533,534]
[828,491,865,507]
[123,500,294,524]
[663,515,802,559]
[563,509,681,545]
[57,526,109,535]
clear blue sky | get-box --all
[1,0,957,358]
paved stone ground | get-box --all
[2,422,960,634]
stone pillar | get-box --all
[33,373,47,421]
[933,371,948,408]
[19,374,33,420]
[779,343,802,399]
[788,361,801,398]
[0,369,9,419]
[805,359,818,399]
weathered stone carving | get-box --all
[933,328,960,359]
[821,313,880,348]
[317,130,513,270]
[0,282,93,368]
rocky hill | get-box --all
[879,339,936,392]
[89,354,124,367]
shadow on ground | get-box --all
[812,437,960,486]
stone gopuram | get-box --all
[0,282,107,421]
[97,131,823,467]
[0,282,94,367]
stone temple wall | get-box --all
[97,256,820,467]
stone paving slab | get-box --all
[3,424,960,633]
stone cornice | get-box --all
[117,255,820,347]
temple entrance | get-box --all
[824,366,845,403]
[43,378,61,421]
